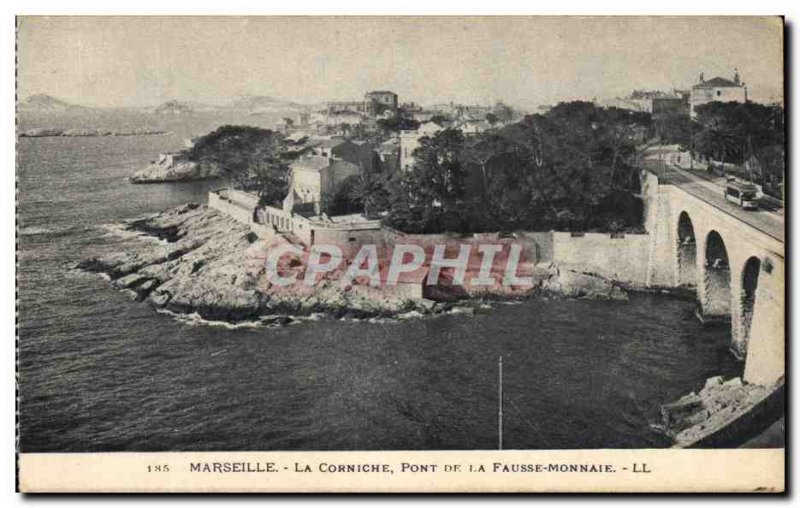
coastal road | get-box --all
[640,147,784,243]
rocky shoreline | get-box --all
[79,204,444,323]
[658,375,784,448]
[84,204,785,446]
[129,160,222,184]
[78,204,630,326]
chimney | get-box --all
[734,68,741,85]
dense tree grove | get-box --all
[692,102,784,193]
[329,171,391,218]
[654,110,692,145]
[188,125,291,205]
[209,100,783,234]
[376,116,420,134]
[382,102,649,234]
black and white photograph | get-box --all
[14,14,786,493]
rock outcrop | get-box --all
[79,204,434,323]
[540,264,628,300]
[80,205,634,325]
[659,375,783,448]
[129,159,221,183]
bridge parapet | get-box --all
[640,167,784,386]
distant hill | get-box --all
[148,96,304,117]
[226,95,304,115]
[152,100,216,115]
[18,94,93,114]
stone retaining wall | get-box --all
[210,189,651,287]
[551,232,651,286]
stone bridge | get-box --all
[640,154,784,387]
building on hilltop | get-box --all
[365,90,399,115]
[283,137,380,215]
[652,93,690,116]
[326,100,371,115]
[399,121,445,171]
[690,70,748,117]
[309,138,378,173]
[324,90,399,119]
[378,138,400,173]
[604,89,689,114]
[456,119,493,135]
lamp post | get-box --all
[498,355,503,451]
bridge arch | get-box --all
[702,230,731,317]
[736,256,762,358]
[676,211,697,288]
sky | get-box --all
[17,16,784,109]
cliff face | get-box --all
[129,159,222,183]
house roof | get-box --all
[462,119,491,127]
[291,155,331,171]
[418,121,445,134]
[316,138,348,149]
[329,111,365,118]
[695,77,741,88]
[285,131,309,143]
[331,159,360,174]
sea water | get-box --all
[17,131,741,452]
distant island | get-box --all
[20,127,167,138]
[149,95,306,116]
[19,93,307,118]
[130,151,221,184]
[151,99,216,115]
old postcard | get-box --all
[15,16,785,493]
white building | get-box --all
[399,121,445,170]
[456,119,493,135]
[690,71,748,117]
[284,155,360,215]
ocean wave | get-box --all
[97,222,168,244]
[64,267,111,281]
[18,225,79,237]
[19,226,53,236]
[156,310,267,330]
[154,309,329,330]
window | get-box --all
[717,90,722,96]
